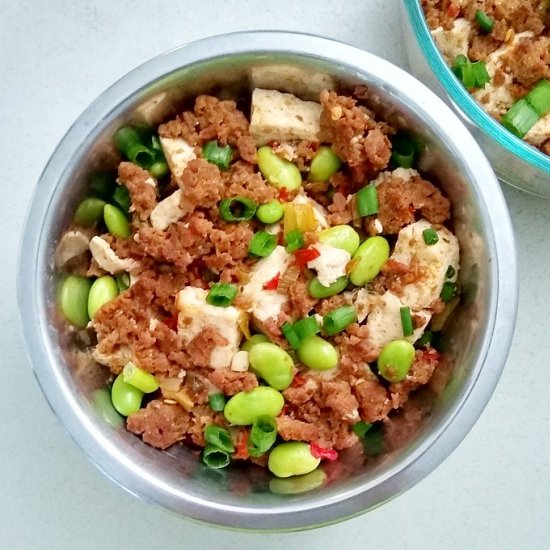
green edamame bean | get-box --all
[224,386,284,425]
[268,442,320,478]
[111,373,143,416]
[257,146,302,191]
[297,336,339,371]
[241,334,270,352]
[256,200,284,224]
[269,467,327,494]
[103,204,130,238]
[93,388,123,428]
[318,225,360,255]
[74,197,107,227]
[308,276,349,299]
[59,275,92,328]
[248,343,294,391]
[308,146,342,182]
[87,275,119,319]
[349,236,390,286]
[377,339,416,383]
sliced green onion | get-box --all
[502,98,540,138]
[219,197,257,222]
[115,126,155,167]
[459,62,476,89]
[89,173,117,201]
[281,322,300,350]
[112,185,131,215]
[472,61,490,88]
[202,140,233,171]
[248,415,277,457]
[202,444,231,469]
[284,229,305,253]
[445,265,456,279]
[415,330,434,349]
[440,281,457,303]
[525,79,550,117]
[399,306,414,337]
[356,184,379,217]
[362,424,384,457]
[248,231,277,258]
[293,316,321,341]
[323,305,357,335]
[123,363,159,393]
[451,54,468,77]
[116,272,131,293]
[391,133,416,168]
[206,283,238,307]
[352,421,372,438]
[475,10,494,32]
[204,425,235,453]
[208,393,227,412]
[422,227,439,245]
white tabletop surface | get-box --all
[2,1,549,548]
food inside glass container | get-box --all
[422,0,550,155]
[54,84,460,489]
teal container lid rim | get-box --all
[404,1,550,175]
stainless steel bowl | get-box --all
[401,1,550,197]
[17,31,518,531]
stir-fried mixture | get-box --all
[55,85,460,484]
[423,0,550,155]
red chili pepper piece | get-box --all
[163,313,178,331]
[278,187,290,202]
[233,429,250,460]
[294,246,320,269]
[446,3,460,18]
[292,373,307,387]
[310,443,338,461]
[262,272,280,290]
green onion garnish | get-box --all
[248,231,277,258]
[323,305,357,335]
[114,126,167,175]
[208,393,226,412]
[356,184,379,217]
[284,229,305,253]
[206,283,238,307]
[422,227,439,245]
[202,140,233,171]
[281,322,300,350]
[452,56,490,89]
[352,421,372,438]
[399,306,414,337]
[116,272,130,293]
[204,425,235,454]
[219,196,257,222]
[525,79,550,117]
[112,185,131,215]
[247,415,277,457]
[440,281,457,303]
[391,133,416,168]
[362,424,384,457]
[472,61,490,88]
[202,444,231,469]
[475,10,494,33]
[502,98,540,138]
[451,54,468,77]
[294,316,321,341]
[415,330,434,348]
[445,265,456,279]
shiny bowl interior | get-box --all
[17,31,518,531]
[402,1,550,197]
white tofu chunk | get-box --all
[231,350,249,372]
[89,236,139,274]
[431,18,471,64]
[159,137,196,180]
[307,242,351,287]
[525,112,550,147]
[354,288,372,323]
[241,246,293,323]
[176,286,241,369]
[291,193,329,229]
[54,229,90,267]
[372,167,419,187]
[150,189,185,230]
[250,88,324,145]
[390,219,460,310]
[365,291,431,351]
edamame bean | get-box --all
[318,225,360,255]
[59,275,92,328]
[297,336,339,371]
[103,204,130,238]
[241,333,270,352]
[308,146,342,182]
[308,276,349,299]
[248,343,294,391]
[74,197,107,226]
[257,146,302,191]
[349,236,390,286]
[256,200,284,224]
[268,442,320,478]
[269,467,327,494]
[93,388,123,428]
[111,373,143,416]
[377,339,416,383]
[87,275,118,319]
[224,386,284,425]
